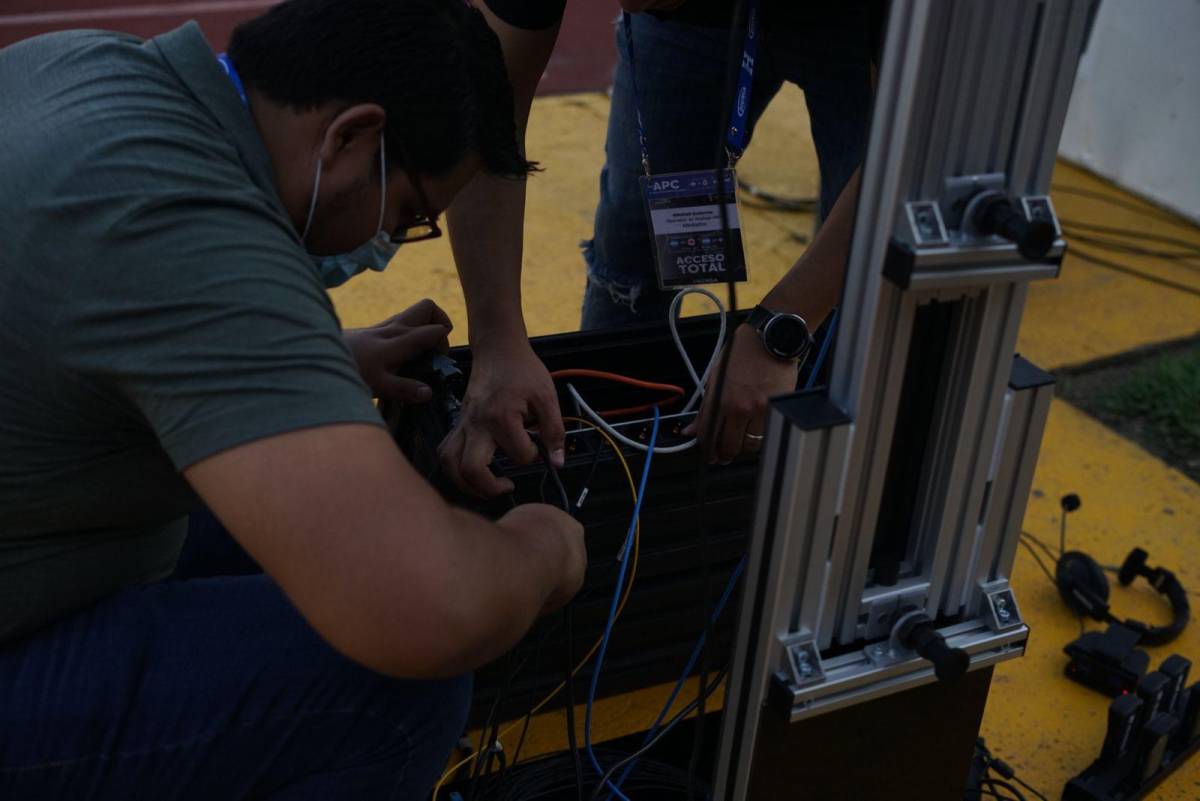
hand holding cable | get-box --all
[343,298,453,402]
[440,337,566,498]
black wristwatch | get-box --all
[746,305,814,362]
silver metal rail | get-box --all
[715,2,1097,797]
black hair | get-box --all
[228,0,534,179]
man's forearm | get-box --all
[761,169,862,328]
[447,174,529,346]
[431,506,569,671]
[450,6,559,348]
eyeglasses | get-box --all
[389,169,442,245]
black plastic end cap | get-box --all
[1018,219,1057,261]
[936,648,971,683]
[1119,547,1150,586]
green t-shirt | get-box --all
[0,23,384,644]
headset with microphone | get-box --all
[1051,494,1190,647]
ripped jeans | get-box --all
[581,12,874,329]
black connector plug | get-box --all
[988,757,1016,780]
[1065,663,1200,801]
[1064,623,1149,696]
[1099,693,1142,764]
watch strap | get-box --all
[746,304,773,332]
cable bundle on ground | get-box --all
[475,747,710,801]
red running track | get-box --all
[0,0,617,95]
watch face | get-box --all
[764,315,811,360]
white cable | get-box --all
[567,384,698,454]
[570,288,726,453]
[669,287,726,414]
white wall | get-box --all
[1058,0,1200,222]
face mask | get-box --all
[301,132,400,288]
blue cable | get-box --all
[601,311,838,796]
[581,311,838,797]
[607,555,747,797]
[584,407,660,801]
[804,306,839,392]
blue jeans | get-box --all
[0,512,471,801]
[581,13,874,329]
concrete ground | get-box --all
[332,87,1200,798]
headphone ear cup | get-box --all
[1056,551,1110,619]
[1118,547,1149,586]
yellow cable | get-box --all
[433,417,642,799]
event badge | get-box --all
[640,168,749,289]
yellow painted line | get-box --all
[1019,162,1200,370]
[987,399,1199,799]
[468,676,726,769]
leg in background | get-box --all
[765,16,874,218]
[581,14,782,330]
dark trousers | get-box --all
[581,12,873,328]
[0,511,471,800]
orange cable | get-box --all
[550,369,685,419]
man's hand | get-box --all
[439,339,565,497]
[343,298,452,403]
[496,503,586,616]
[684,324,799,464]
[680,172,862,465]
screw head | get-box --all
[996,596,1012,622]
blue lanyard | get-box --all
[217,52,248,107]
[725,0,760,162]
[621,0,760,174]
[620,11,653,176]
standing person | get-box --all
[581,1,879,330]
[581,1,882,464]
[0,2,584,799]
[442,0,882,496]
